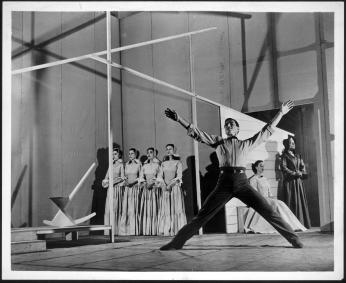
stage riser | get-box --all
[11,240,46,254]
[11,231,38,242]
[11,225,111,254]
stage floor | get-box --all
[11,229,333,273]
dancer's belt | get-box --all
[220,167,246,174]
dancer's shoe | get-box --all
[290,238,304,248]
[159,242,183,251]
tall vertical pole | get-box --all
[106,11,115,242]
[314,13,333,231]
[189,35,203,235]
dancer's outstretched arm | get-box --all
[269,100,294,127]
[165,100,294,130]
[164,108,190,129]
[164,107,222,147]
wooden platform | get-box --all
[11,225,112,254]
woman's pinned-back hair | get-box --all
[165,143,175,150]
[112,144,123,158]
[147,147,158,156]
[283,135,296,151]
[251,160,263,174]
[129,147,140,158]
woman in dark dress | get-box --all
[280,136,311,228]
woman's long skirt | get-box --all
[283,178,311,228]
[119,184,141,235]
[157,184,187,236]
[157,189,172,236]
[243,198,307,233]
[170,184,187,235]
[140,185,161,235]
[104,185,124,235]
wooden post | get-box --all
[69,163,96,201]
[313,13,333,232]
[189,35,203,235]
[106,11,115,243]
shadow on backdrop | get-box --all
[182,156,201,223]
[90,142,121,233]
[201,152,226,233]
[139,155,148,164]
[264,141,284,200]
[11,165,28,228]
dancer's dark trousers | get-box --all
[170,170,299,247]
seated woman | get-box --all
[119,148,142,236]
[157,144,187,236]
[102,146,125,235]
[243,160,307,234]
[138,147,161,235]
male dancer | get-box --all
[160,100,304,250]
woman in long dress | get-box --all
[281,136,311,228]
[157,144,187,236]
[102,147,125,235]
[138,148,161,235]
[119,148,142,235]
[243,160,307,233]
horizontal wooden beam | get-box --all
[12,27,217,75]
[197,11,252,19]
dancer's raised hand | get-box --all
[164,108,179,121]
[280,100,295,115]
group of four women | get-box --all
[102,144,187,236]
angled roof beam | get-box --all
[12,13,107,60]
[12,27,216,75]
[89,54,225,109]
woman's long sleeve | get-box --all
[156,165,165,185]
[120,164,125,179]
[281,156,297,177]
[176,161,183,183]
[116,164,125,185]
[134,164,142,183]
[102,168,110,188]
[104,169,109,180]
[299,156,307,175]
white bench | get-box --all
[35,225,112,241]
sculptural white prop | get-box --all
[43,163,97,227]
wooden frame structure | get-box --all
[12,11,219,242]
